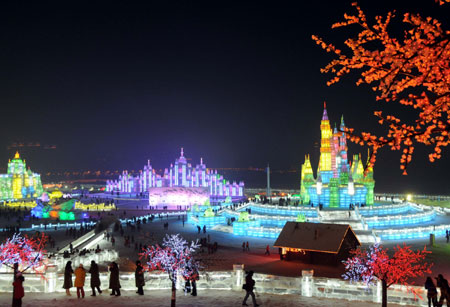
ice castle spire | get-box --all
[322,101,328,121]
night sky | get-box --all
[0,1,449,194]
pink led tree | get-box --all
[0,232,48,274]
[343,243,432,307]
[0,232,48,302]
[140,234,200,307]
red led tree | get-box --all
[343,243,432,307]
[0,232,48,275]
[0,232,48,303]
[140,234,200,307]
[312,0,450,174]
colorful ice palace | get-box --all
[106,148,245,200]
[0,152,44,200]
[300,104,375,207]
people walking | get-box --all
[74,264,86,298]
[135,260,145,295]
[63,261,74,296]
[436,274,450,307]
[12,273,24,307]
[242,242,246,252]
[191,267,199,297]
[109,262,121,296]
[246,241,250,252]
[89,260,102,296]
[425,276,438,307]
[265,245,270,256]
[242,270,259,306]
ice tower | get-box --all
[299,104,375,207]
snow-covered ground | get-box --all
[0,289,412,307]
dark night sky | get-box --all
[0,1,449,194]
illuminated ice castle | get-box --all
[0,152,44,200]
[300,104,375,207]
[106,148,245,200]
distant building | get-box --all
[300,103,375,207]
[106,148,245,201]
[0,152,44,200]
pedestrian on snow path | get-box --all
[135,260,145,295]
[436,274,450,307]
[109,262,121,296]
[89,260,102,296]
[424,277,438,307]
[74,264,86,298]
[12,273,24,307]
[63,261,74,296]
[242,270,259,306]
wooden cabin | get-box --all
[274,222,360,265]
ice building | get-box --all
[106,148,245,200]
[0,152,44,200]
[300,103,375,207]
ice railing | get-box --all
[0,267,431,305]
[374,223,450,240]
[0,249,119,275]
[358,202,411,216]
[364,208,435,228]
[244,203,318,217]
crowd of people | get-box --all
[63,260,125,298]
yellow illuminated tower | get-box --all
[300,155,315,203]
[319,102,332,176]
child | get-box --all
[12,273,24,307]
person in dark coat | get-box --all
[89,260,102,296]
[436,274,450,307]
[242,270,259,306]
[63,261,74,296]
[425,277,438,307]
[109,262,121,296]
[191,267,199,297]
[12,273,24,307]
[135,260,145,295]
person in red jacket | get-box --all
[12,273,25,307]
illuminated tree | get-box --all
[140,234,200,307]
[0,233,48,303]
[312,1,450,174]
[343,243,432,307]
[0,232,48,275]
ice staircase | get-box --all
[318,209,378,244]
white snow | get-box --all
[0,289,413,307]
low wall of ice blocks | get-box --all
[245,203,318,217]
[232,220,260,235]
[0,269,432,305]
[358,203,412,216]
[245,226,282,239]
[364,210,436,228]
[197,215,227,228]
[375,223,450,240]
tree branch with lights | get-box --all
[312,0,450,174]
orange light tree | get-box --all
[312,0,450,174]
[343,243,432,307]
